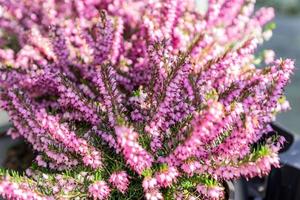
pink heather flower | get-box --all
[196,184,225,200]
[36,155,47,168]
[6,127,20,139]
[142,177,158,191]
[88,181,111,200]
[263,50,275,64]
[0,0,294,199]
[254,7,275,26]
[242,151,280,179]
[142,176,164,200]
[155,166,179,188]
[145,189,164,200]
[168,102,225,164]
[181,161,202,176]
[0,179,53,200]
[109,171,130,194]
[36,109,102,169]
[277,100,291,112]
[111,17,124,64]
[115,126,153,174]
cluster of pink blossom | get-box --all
[0,177,52,200]
[155,166,179,188]
[143,177,164,200]
[196,184,225,200]
[88,181,111,200]
[0,0,295,199]
[115,126,154,175]
[108,171,130,194]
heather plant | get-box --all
[0,0,295,200]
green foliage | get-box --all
[141,168,153,178]
[179,174,219,190]
[159,163,169,172]
[264,22,277,31]
[244,144,271,163]
[110,178,144,200]
[212,129,232,147]
[138,133,152,152]
[132,88,142,97]
[73,122,92,137]
[94,170,103,181]
[0,168,5,177]
[0,168,24,182]
[2,33,21,52]
[116,116,126,126]
[205,89,219,101]
[162,186,176,200]
[278,95,287,104]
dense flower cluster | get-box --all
[89,180,111,200]
[108,171,130,194]
[0,177,52,200]
[0,0,295,199]
[197,184,225,200]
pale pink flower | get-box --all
[109,171,130,193]
[88,181,110,200]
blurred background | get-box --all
[257,0,300,15]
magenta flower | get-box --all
[0,178,53,200]
[88,181,111,200]
[109,171,130,193]
[0,0,295,199]
[155,166,179,188]
[197,184,225,200]
[115,126,153,175]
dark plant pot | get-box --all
[225,180,252,200]
[0,124,34,171]
[264,124,300,200]
[225,181,235,200]
[0,133,18,168]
